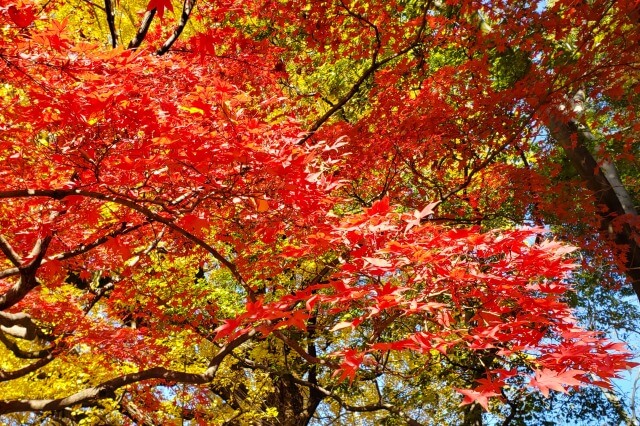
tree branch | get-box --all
[297,0,433,145]
[273,330,338,369]
[0,235,52,310]
[83,281,114,314]
[546,111,640,298]
[0,235,22,267]
[337,0,382,54]
[24,235,52,274]
[156,0,195,55]
[0,330,255,415]
[128,9,156,50]
[119,397,156,426]
[0,331,52,359]
[104,0,117,48]
[287,375,424,426]
[0,189,245,288]
[0,222,147,280]
[0,311,49,341]
[0,353,55,382]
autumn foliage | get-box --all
[0,0,639,424]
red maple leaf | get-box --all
[278,310,309,331]
[8,5,35,28]
[530,369,586,398]
[365,197,390,216]
[456,388,501,411]
[147,0,174,19]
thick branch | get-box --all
[156,0,195,55]
[0,331,255,415]
[547,115,640,298]
[0,312,48,341]
[128,9,156,50]
[24,235,52,275]
[0,367,206,414]
[547,119,635,216]
[601,386,636,426]
[0,331,52,359]
[0,236,52,310]
[119,398,156,426]
[0,278,28,312]
[0,353,55,382]
[0,235,22,267]
[104,0,117,48]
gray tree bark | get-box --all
[546,90,640,300]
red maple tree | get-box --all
[0,0,638,424]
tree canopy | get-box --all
[0,0,639,424]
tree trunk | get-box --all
[546,106,640,300]
[463,402,484,426]
[262,374,323,426]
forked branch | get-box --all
[297,0,434,145]
[0,189,245,288]
[0,236,52,310]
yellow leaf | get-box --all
[178,105,205,115]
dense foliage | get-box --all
[0,0,639,424]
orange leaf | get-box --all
[256,198,270,212]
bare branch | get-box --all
[128,9,156,50]
[157,0,196,55]
[104,0,117,48]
